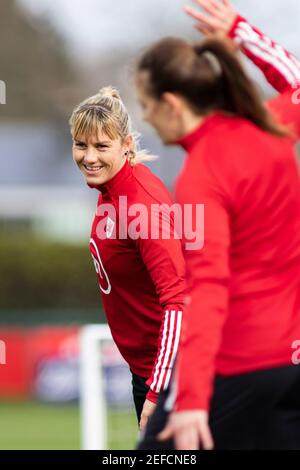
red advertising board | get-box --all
[0,327,80,399]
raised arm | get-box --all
[228,15,300,94]
[185,0,300,139]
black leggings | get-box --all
[131,371,149,424]
[138,364,300,450]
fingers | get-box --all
[174,422,214,450]
[172,421,213,450]
[139,399,157,432]
[159,420,213,450]
[191,0,225,17]
[158,423,174,442]
[139,414,148,432]
[175,426,199,450]
[184,5,205,22]
[194,23,214,37]
[184,5,220,30]
[184,1,237,37]
[198,422,214,450]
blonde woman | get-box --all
[69,87,186,430]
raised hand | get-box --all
[184,0,238,37]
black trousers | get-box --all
[138,364,300,450]
[131,371,149,424]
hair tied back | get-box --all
[201,50,223,78]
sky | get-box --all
[18,0,300,61]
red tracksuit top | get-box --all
[174,15,300,412]
[89,160,186,402]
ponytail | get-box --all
[137,36,293,139]
[195,38,292,138]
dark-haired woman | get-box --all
[136,0,300,450]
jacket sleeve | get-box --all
[228,15,300,140]
[134,208,186,403]
[174,171,231,412]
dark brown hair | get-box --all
[137,36,293,138]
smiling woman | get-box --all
[68,86,186,433]
[69,86,156,187]
[72,131,126,184]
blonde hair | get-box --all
[69,86,157,166]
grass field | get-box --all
[0,401,138,450]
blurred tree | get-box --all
[0,0,83,121]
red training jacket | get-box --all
[174,15,300,412]
[89,159,186,403]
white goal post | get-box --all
[79,324,112,450]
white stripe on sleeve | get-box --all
[149,309,182,394]
[235,21,300,85]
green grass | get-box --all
[108,408,139,450]
[0,401,138,450]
